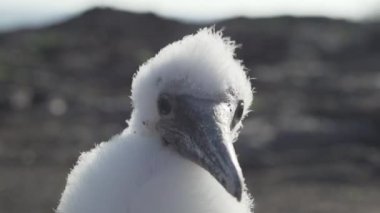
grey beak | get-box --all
[192,112,243,201]
[158,95,243,201]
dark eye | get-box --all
[158,95,172,116]
[231,100,244,129]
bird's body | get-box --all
[58,132,251,213]
[57,28,254,213]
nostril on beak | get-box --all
[221,179,226,186]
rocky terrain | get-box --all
[0,7,379,213]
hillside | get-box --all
[0,7,379,213]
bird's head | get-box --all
[129,28,253,201]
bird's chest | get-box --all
[129,153,247,213]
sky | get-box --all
[1,0,380,31]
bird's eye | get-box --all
[231,100,244,129]
[158,95,172,116]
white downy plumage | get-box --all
[57,28,254,213]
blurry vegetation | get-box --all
[135,48,154,63]
[0,7,379,213]
[27,33,64,60]
[0,57,11,81]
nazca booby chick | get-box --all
[57,28,254,213]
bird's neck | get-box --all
[116,130,252,212]
[127,136,251,212]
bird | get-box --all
[56,28,254,213]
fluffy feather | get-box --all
[57,28,254,213]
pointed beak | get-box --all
[192,114,243,201]
[158,95,243,201]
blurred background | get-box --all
[0,0,380,213]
